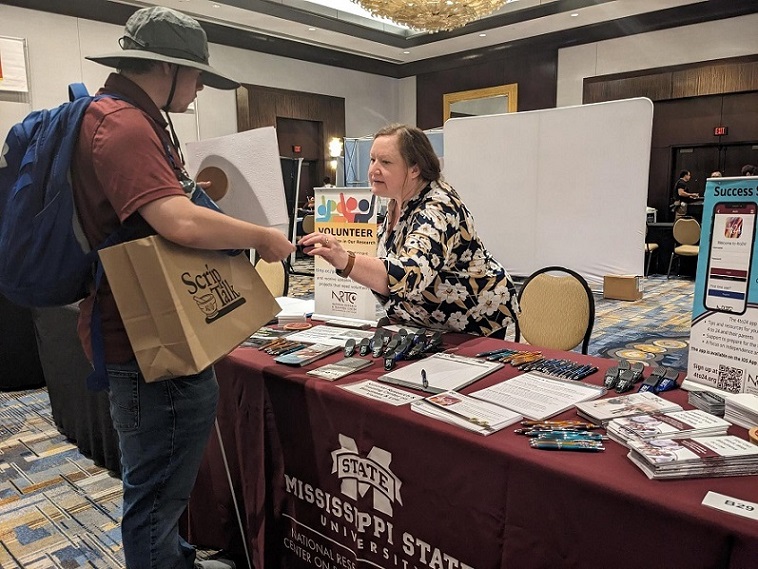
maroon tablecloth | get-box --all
[186,334,758,569]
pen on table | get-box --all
[514,427,598,435]
[531,431,607,441]
[421,368,429,390]
[564,364,589,379]
[573,366,599,380]
[529,439,605,452]
[476,347,513,358]
[276,343,306,356]
[520,420,599,429]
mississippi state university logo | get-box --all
[331,434,402,516]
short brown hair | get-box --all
[374,124,441,182]
[117,58,161,74]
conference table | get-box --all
[184,332,758,569]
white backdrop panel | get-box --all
[443,98,653,286]
[185,126,289,236]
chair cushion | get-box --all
[674,244,699,256]
[519,274,591,352]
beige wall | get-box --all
[0,4,414,148]
[557,13,758,107]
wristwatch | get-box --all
[336,251,356,278]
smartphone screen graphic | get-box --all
[704,202,757,315]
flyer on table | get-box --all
[689,176,758,395]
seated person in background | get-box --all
[299,124,519,336]
[710,170,722,178]
[322,176,335,187]
[741,164,758,176]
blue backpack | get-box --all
[0,83,128,307]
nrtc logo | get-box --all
[331,434,402,516]
[332,290,358,305]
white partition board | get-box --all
[185,126,289,236]
[443,98,653,286]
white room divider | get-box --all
[443,98,654,286]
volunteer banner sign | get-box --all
[100,236,279,382]
[311,187,378,323]
[688,176,758,395]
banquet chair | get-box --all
[666,217,701,279]
[514,266,595,354]
[254,258,289,297]
[645,224,659,276]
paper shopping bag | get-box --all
[100,235,279,382]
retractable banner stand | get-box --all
[311,187,378,324]
[687,176,758,396]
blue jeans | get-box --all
[107,361,219,569]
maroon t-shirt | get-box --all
[72,73,186,363]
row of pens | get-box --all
[475,347,599,381]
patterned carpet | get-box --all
[0,264,695,568]
[590,275,695,371]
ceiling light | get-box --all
[308,27,317,31]
[479,33,487,37]
[403,50,410,54]
[350,0,508,33]
[570,13,579,17]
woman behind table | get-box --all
[298,124,518,336]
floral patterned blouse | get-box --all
[376,180,519,336]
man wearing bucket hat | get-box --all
[73,6,294,569]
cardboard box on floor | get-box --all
[603,275,643,301]
[100,235,280,382]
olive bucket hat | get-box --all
[86,6,239,90]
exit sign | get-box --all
[714,126,729,136]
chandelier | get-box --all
[352,0,508,33]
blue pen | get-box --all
[476,347,511,357]
[568,364,591,380]
[574,366,598,380]
[534,431,607,441]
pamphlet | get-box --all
[283,324,374,347]
[724,392,758,429]
[575,392,683,426]
[411,391,523,436]
[274,343,341,366]
[378,352,503,394]
[607,409,731,447]
[627,435,758,479]
[469,372,606,421]
[339,380,423,406]
[307,357,373,381]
